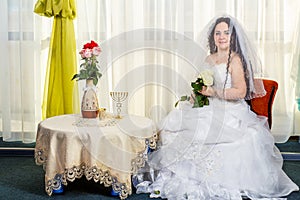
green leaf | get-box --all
[191,94,209,108]
[154,190,160,195]
[193,89,201,95]
[191,82,202,91]
[80,63,86,68]
[174,95,191,107]
[180,95,188,101]
[93,78,98,85]
[193,102,199,108]
[204,98,209,105]
[71,74,79,81]
[96,72,102,79]
[79,72,88,79]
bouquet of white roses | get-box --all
[175,69,214,108]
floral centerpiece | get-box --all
[72,40,103,118]
[175,69,214,108]
[72,40,102,85]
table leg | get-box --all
[110,187,119,196]
[52,179,64,194]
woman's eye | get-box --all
[215,32,220,36]
[225,31,230,35]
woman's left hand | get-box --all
[200,86,215,96]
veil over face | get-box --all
[197,14,266,100]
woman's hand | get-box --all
[200,86,215,97]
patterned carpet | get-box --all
[0,136,300,199]
[0,156,299,200]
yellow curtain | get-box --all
[34,0,79,119]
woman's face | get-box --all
[214,22,230,52]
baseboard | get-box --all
[281,152,300,161]
[1,148,299,161]
[0,147,34,156]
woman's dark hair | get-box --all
[208,17,250,99]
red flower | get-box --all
[83,40,99,49]
[72,40,102,85]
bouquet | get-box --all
[175,69,214,108]
[72,40,102,85]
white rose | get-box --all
[199,70,214,86]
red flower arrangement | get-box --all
[72,40,102,85]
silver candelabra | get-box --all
[110,91,128,119]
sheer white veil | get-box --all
[197,14,266,100]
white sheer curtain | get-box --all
[0,0,51,143]
[75,0,300,142]
[75,0,197,123]
[1,0,299,143]
[254,0,300,142]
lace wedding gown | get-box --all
[134,64,299,200]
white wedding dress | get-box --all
[134,64,299,200]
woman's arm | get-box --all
[201,55,247,100]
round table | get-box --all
[35,114,157,199]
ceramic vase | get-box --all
[81,79,99,118]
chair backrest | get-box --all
[246,79,278,129]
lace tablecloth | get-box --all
[35,114,157,199]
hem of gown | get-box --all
[136,182,296,200]
[134,169,299,200]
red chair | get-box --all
[247,79,278,129]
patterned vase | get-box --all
[81,79,99,118]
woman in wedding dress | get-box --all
[133,15,299,199]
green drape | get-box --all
[34,0,79,119]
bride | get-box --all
[133,15,299,199]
